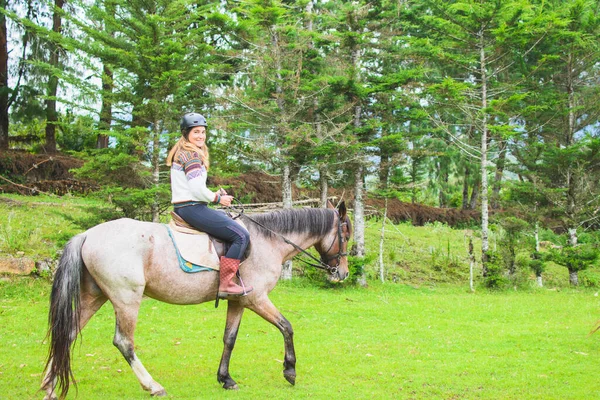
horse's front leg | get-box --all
[217,301,245,389]
[248,296,296,385]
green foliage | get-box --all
[56,113,98,152]
[492,216,530,276]
[579,269,600,288]
[483,251,509,289]
[71,149,151,188]
[347,253,375,284]
[528,251,545,277]
[549,244,599,273]
[6,120,45,152]
[99,184,171,221]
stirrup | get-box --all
[215,272,252,308]
[217,273,252,298]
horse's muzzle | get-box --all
[328,270,349,283]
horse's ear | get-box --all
[327,200,335,209]
[338,201,347,218]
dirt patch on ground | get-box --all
[0,150,83,181]
[0,150,479,227]
[0,150,99,195]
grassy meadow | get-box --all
[1,278,600,399]
[2,193,600,399]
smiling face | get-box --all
[187,126,206,148]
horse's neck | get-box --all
[278,232,321,261]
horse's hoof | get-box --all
[151,389,167,397]
[218,376,239,390]
[43,394,58,400]
[284,371,296,386]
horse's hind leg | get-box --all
[217,301,245,389]
[111,292,167,397]
[248,296,296,385]
[42,269,108,400]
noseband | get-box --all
[319,213,348,275]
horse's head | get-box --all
[316,201,352,282]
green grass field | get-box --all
[2,278,600,399]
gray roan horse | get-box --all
[41,201,351,399]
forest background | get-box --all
[0,0,600,288]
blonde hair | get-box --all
[166,135,210,170]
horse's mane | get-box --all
[241,208,335,239]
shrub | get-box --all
[483,251,508,289]
[71,149,151,188]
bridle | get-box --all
[318,212,349,273]
[226,202,348,276]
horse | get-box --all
[41,201,351,399]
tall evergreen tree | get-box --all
[42,0,64,154]
[0,0,8,150]
[518,0,600,245]
[405,0,547,274]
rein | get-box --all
[226,202,344,275]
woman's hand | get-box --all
[218,188,228,195]
[219,194,234,207]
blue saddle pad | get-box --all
[166,226,214,273]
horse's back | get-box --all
[81,219,167,291]
[81,218,220,305]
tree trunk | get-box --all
[97,64,113,148]
[468,237,475,292]
[380,154,390,189]
[411,158,418,204]
[44,0,64,154]
[568,228,577,247]
[491,141,506,209]
[565,53,578,246]
[479,30,490,276]
[97,0,115,149]
[535,221,542,287]
[0,0,8,150]
[462,164,470,210]
[569,269,578,286]
[437,161,448,208]
[378,199,387,283]
[353,164,365,257]
[354,163,367,287]
[280,163,293,280]
[535,221,540,252]
[319,166,328,208]
[469,179,480,210]
[151,119,161,223]
[269,23,293,280]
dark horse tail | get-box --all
[43,233,87,399]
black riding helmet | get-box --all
[180,112,208,132]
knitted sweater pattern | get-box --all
[170,150,214,204]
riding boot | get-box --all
[218,256,253,298]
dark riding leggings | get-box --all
[174,203,250,260]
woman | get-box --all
[166,112,253,298]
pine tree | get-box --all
[42,0,64,154]
[520,0,600,245]
[405,0,548,274]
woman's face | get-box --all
[188,126,206,148]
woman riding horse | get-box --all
[166,112,252,298]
